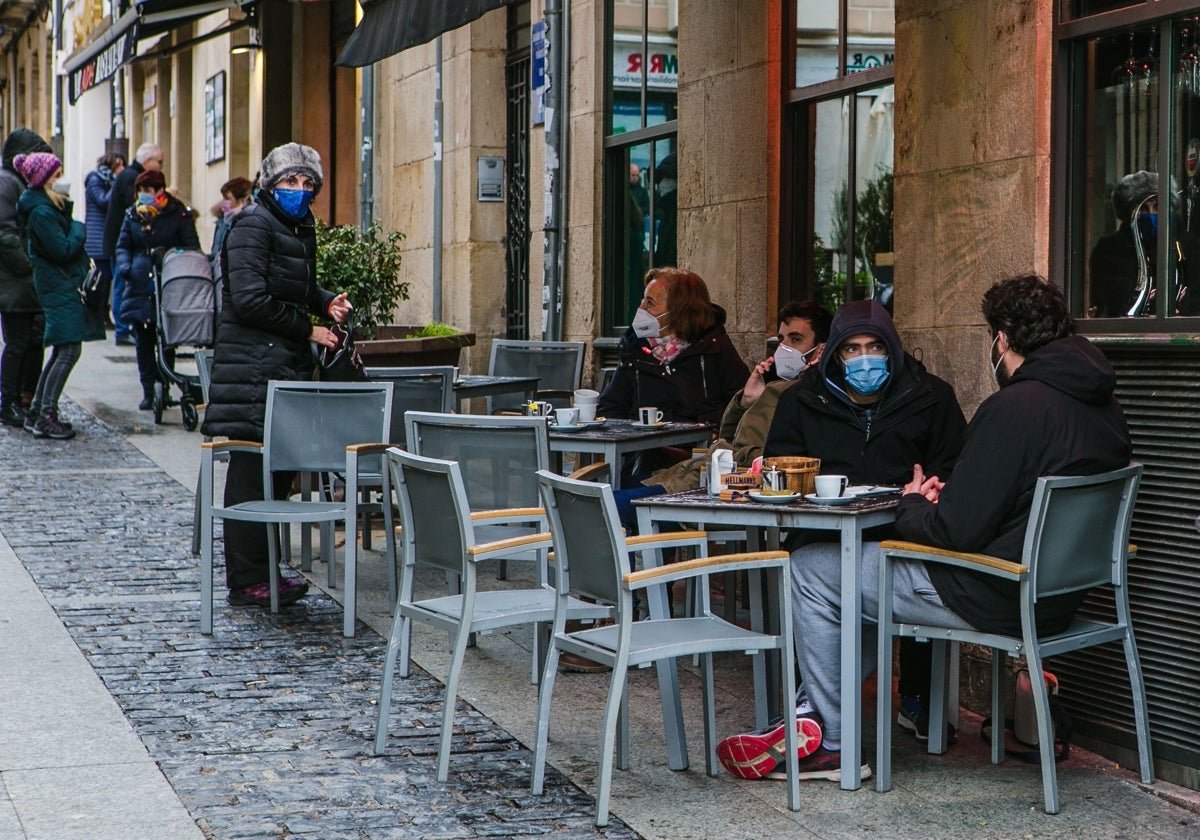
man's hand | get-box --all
[903,463,944,503]
[310,325,339,349]
[740,358,773,407]
[327,292,353,324]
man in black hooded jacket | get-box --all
[777,276,1130,783]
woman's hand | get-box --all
[310,325,339,349]
[327,292,353,324]
[740,358,773,407]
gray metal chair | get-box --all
[190,349,219,556]
[530,470,800,827]
[373,449,610,780]
[487,339,585,413]
[198,381,393,637]
[876,464,1152,814]
[404,411,551,584]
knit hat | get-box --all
[13,152,61,189]
[259,142,323,194]
[134,169,166,191]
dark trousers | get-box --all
[92,258,115,328]
[223,450,296,590]
[109,260,131,339]
[132,321,174,396]
[0,311,44,407]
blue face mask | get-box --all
[843,354,890,395]
[273,188,314,218]
[1137,212,1158,238]
[136,192,155,206]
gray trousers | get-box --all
[791,541,973,742]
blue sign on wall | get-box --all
[532,20,546,126]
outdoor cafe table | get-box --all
[633,489,899,790]
[547,419,713,489]
[452,374,539,410]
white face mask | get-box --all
[990,333,1008,387]
[773,344,814,380]
[51,178,70,197]
[632,307,667,339]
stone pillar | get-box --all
[894,0,1052,414]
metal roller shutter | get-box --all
[1054,343,1200,782]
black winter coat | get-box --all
[895,335,1131,636]
[201,192,335,442]
[764,299,966,488]
[101,160,143,259]
[598,306,749,426]
[114,196,201,326]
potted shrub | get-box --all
[315,220,475,366]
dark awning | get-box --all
[336,0,513,68]
[63,0,250,104]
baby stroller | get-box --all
[153,248,219,430]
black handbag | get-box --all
[312,316,368,382]
[81,263,110,315]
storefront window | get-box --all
[1066,14,1200,323]
[603,0,678,334]
[783,1,894,312]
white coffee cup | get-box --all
[638,406,663,425]
[814,474,849,498]
[555,407,580,427]
[574,388,600,407]
[577,404,597,422]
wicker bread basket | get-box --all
[763,456,821,495]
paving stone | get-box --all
[0,400,638,839]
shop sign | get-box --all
[612,44,678,90]
[68,25,138,104]
[532,20,546,126]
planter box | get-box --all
[355,325,477,368]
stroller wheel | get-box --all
[181,400,199,432]
[153,381,165,425]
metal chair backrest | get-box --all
[537,471,627,608]
[488,339,586,413]
[195,349,214,404]
[261,381,393,494]
[364,366,455,447]
[387,448,474,577]
[405,411,549,511]
[1023,464,1142,601]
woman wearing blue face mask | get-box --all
[201,142,353,611]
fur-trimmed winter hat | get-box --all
[13,152,62,189]
[1112,171,1158,222]
[134,169,166,191]
[259,143,323,193]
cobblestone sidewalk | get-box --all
[0,403,637,839]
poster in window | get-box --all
[204,72,225,164]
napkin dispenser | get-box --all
[709,448,735,494]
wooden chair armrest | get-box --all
[625,550,789,588]
[567,461,610,482]
[470,507,545,522]
[625,530,707,549]
[880,539,1027,579]
[346,442,392,454]
[468,532,553,560]
[202,440,262,453]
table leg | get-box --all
[635,506,689,771]
[839,518,863,790]
[606,444,621,490]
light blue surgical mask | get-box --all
[843,354,889,395]
[273,187,314,218]
[136,192,155,206]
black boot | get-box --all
[139,387,154,411]
[0,402,25,427]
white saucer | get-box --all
[748,490,802,504]
[804,493,856,506]
[552,418,606,432]
[631,421,667,428]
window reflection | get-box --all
[795,0,894,88]
[1079,22,1200,319]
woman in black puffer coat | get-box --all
[201,143,352,609]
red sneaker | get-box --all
[717,715,823,780]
